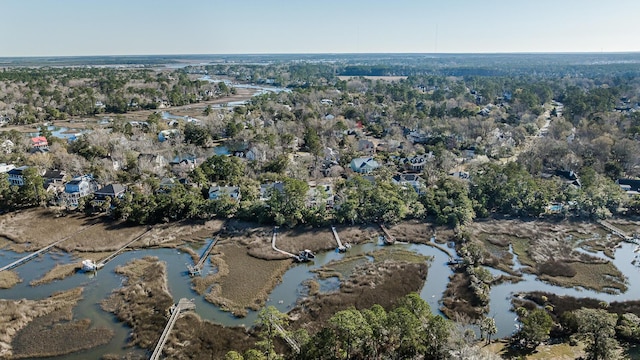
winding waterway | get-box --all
[3,234,640,358]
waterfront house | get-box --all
[306,181,335,208]
[63,175,97,207]
[350,157,380,174]
[7,166,29,186]
[43,169,67,193]
[259,182,285,201]
[208,185,241,202]
[93,184,126,204]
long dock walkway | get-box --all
[96,227,152,269]
[271,227,299,260]
[331,226,347,252]
[274,322,300,354]
[150,298,195,360]
[0,223,99,273]
[187,236,218,276]
[598,220,636,242]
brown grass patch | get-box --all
[0,209,98,251]
[29,263,81,286]
[12,311,113,358]
[0,271,21,289]
[60,221,147,252]
[1,287,113,359]
[538,261,627,293]
[205,243,291,317]
[101,256,173,349]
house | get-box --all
[7,166,29,186]
[208,185,241,202]
[358,139,376,155]
[0,163,15,174]
[555,169,581,187]
[306,182,335,208]
[392,173,425,194]
[62,175,98,207]
[43,169,67,192]
[260,182,285,201]
[350,157,380,174]
[158,177,178,192]
[1,139,14,154]
[93,184,126,204]
[394,154,432,172]
[30,136,49,151]
[617,179,640,194]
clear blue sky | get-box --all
[2,0,639,56]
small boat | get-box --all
[82,259,97,272]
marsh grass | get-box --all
[205,244,290,316]
[30,263,80,286]
[0,271,21,289]
[538,261,627,293]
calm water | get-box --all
[2,233,640,358]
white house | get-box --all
[62,175,98,207]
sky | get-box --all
[1,0,639,56]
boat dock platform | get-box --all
[379,224,396,245]
[271,227,314,262]
[331,226,349,252]
[149,298,195,360]
[187,237,219,276]
[0,223,99,273]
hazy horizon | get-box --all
[2,0,639,57]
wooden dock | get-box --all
[597,220,637,242]
[379,224,396,245]
[96,227,152,270]
[331,226,348,252]
[0,223,99,273]
[187,237,218,276]
[271,227,313,262]
[149,298,195,360]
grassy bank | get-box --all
[0,271,21,289]
[101,256,173,349]
[2,287,113,358]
